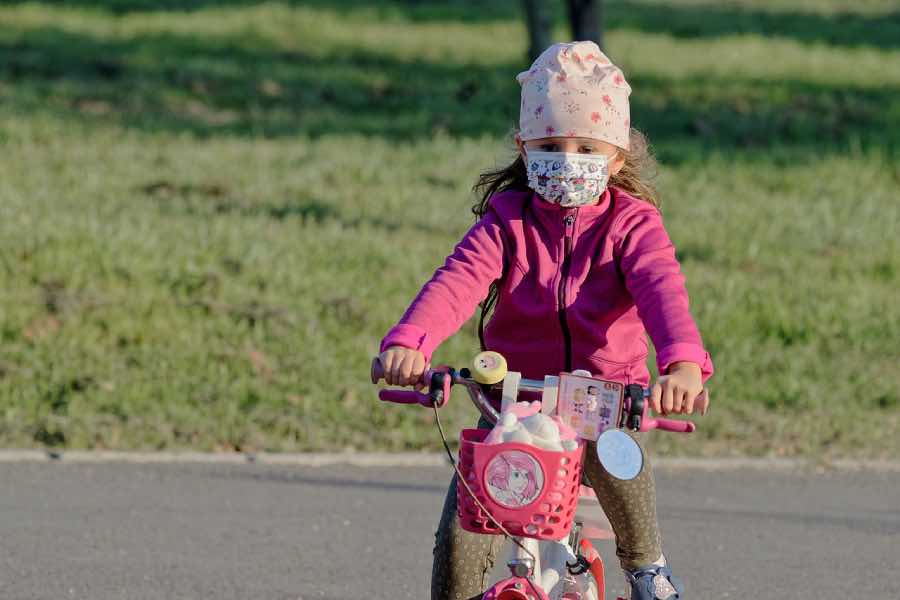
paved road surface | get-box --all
[1,461,897,599]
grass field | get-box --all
[1,0,898,457]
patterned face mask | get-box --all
[525,150,610,208]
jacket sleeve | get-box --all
[380,208,507,361]
[615,208,714,382]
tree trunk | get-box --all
[566,0,604,51]
[522,0,553,62]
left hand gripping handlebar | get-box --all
[370,358,452,408]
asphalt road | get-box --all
[0,461,898,599]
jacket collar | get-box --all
[527,187,615,224]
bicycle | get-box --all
[372,351,706,600]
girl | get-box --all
[379,42,712,600]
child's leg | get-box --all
[431,471,506,600]
[584,434,684,599]
[582,431,662,570]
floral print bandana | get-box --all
[525,150,610,208]
[517,41,631,149]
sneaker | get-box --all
[623,556,684,600]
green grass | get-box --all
[0,1,898,457]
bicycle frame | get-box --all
[482,520,602,600]
[372,356,703,600]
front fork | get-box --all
[508,536,542,583]
[482,537,548,600]
[566,522,592,577]
[497,522,596,600]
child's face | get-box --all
[518,136,625,176]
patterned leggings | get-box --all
[431,420,661,600]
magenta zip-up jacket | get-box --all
[380,186,713,386]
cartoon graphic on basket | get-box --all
[486,451,545,508]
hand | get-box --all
[650,361,705,415]
[379,346,428,387]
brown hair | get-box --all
[471,129,660,348]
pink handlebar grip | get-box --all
[642,417,696,433]
[378,389,431,406]
[371,357,451,409]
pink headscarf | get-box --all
[517,41,632,149]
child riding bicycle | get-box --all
[379,41,714,600]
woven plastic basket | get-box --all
[456,428,585,541]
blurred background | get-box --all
[0,0,897,458]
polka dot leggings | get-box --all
[431,422,661,600]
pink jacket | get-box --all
[380,186,713,386]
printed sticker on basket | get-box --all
[557,373,624,440]
[485,450,545,508]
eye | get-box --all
[578,146,597,154]
[540,144,558,152]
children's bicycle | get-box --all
[372,351,706,600]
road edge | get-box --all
[0,450,898,471]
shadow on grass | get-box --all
[136,179,450,234]
[609,1,900,50]
[1,23,898,159]
[14,0,526,21]
[9,0,900,49]
[0,25,519,138]
[140,181,340,222]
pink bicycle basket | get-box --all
[456,428,585,541]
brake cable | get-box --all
[432,401,545,598]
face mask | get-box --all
[524,150,610,208]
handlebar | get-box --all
[371,357,705,434]
[371,357,501,422]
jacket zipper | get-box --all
[558,211,576,372]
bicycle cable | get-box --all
[432,403,545,598]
